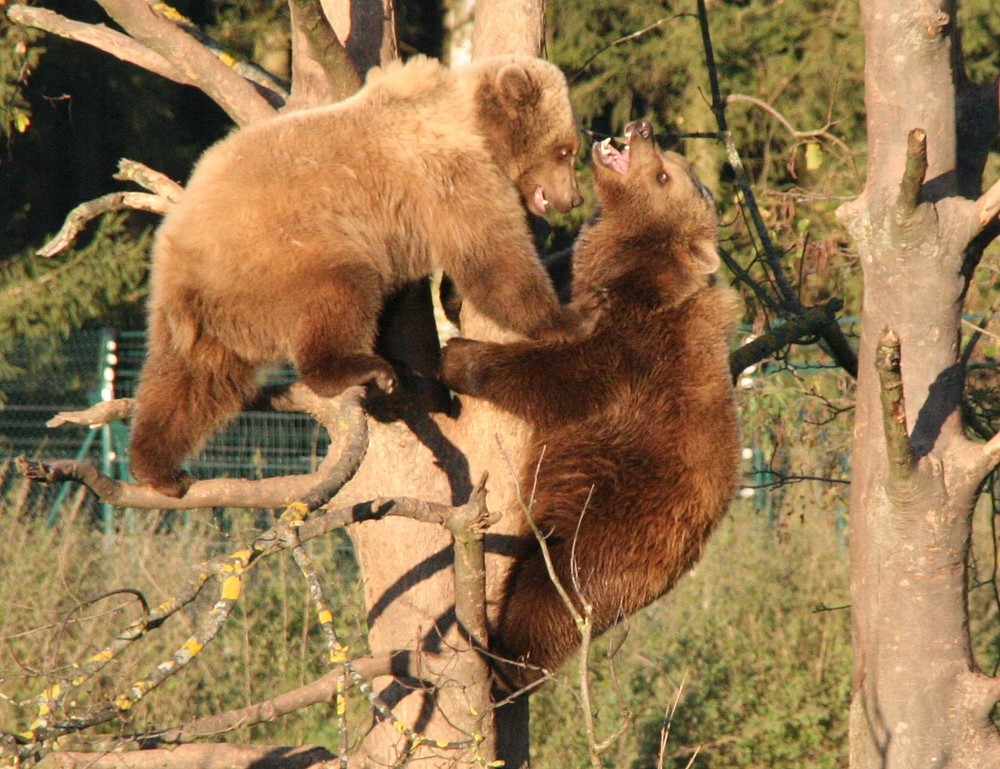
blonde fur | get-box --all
[131,54,584,496]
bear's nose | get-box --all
[624,120,652,140]
[571,193,584,209]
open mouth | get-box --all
[596,137,630,174]
[532,185,549,214]
[595,122,653,175]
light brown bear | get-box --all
[130,54,585,497]
[441,120,741,688]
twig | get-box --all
[569,16,679,84]
[496,439,628,768]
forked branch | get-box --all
[93,0,276,125]
[37,159,182,258]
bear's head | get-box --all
[471,56,584,217]
[572,121,720,305]
[595,120,718,269]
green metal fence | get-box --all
[0,330,330,522]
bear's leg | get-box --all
[130,336,256,497]
[291,265,397,397]
[494,543,583,689]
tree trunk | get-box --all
[839,1,1000,766]
[341,2,546,765]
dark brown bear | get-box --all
[440,120,741,687]
[130,54,585,497]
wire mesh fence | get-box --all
[0,329,330,523]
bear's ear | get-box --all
[689,239,721,274]
[496,63,541,119]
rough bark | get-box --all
[837,1,1000,766]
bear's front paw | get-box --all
[139,470,195,499]
[440,337,488,394]
[537,306,593,343]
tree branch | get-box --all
[27,385,364,510]
[36,159,182,258]
[875,329,914,481]
[5,5,189,85]
[93,0,276,125]
[898,128,927,216]
[36,744,339,769]
[129,653,435,747]
[976,176,1000,228]
[35,192,166,257]
[984,431,1000,471]
[695,0,858,378]
[728,299,847,381]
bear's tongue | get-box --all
[598,138,629,174]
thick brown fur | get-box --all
[440,121,741,688]
[131,55,585,497]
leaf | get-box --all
[804,142,823,171]
[13,110,30,133]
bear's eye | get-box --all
[557,147,573,161]
[657,171,670,185]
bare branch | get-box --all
[114,159,184,200]
[694,0,858,378]
[132,653,430,747]
[35,159,182,257]
[31,385,364,510]
[146,1,288,103]
[5,5,189,85]
[35,192,167,257]
[36,744,339,769]
[984,432,1000,471]
[723,93,856,170]
[728,299,850,381]
[898,128,928,216]
[875,329,914,481]
[93,0,275,125]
